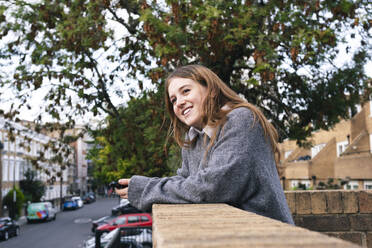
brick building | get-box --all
[279,101,372,190]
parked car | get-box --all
[112,199,142,216]
[91,215,117,233]
[96,213,152,234]
[0,217,20,240]
[82,192,96,204]
[84,227,151,248]
[26,202,57,223]
[72,196,84,208]
[63,198,78,210]
[84,228,117,248]
[121,228,152,248]
[120,239,146,248]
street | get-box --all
[0,197,121,248]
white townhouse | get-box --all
[0,117,74,212]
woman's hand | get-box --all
[115,179,131,199]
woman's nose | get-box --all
[176,97,185,108]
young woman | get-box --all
[115,65,294,224]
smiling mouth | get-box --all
[182,107,192,116]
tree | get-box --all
[0,0,371,147]
[19,169,46,203]
[0,117,76,184]
[86,88,177,184]
[139,0,372,144]
[0,0,148,124]
[3,188,25,219]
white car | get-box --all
[121,228,152,245]
[72,196,84,208]
[83,228,152,248]
[119,199,129,206]
[84,228,118,248]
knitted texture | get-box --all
[128,107,294,224]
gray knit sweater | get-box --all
[128,107,294,224]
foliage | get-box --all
[87,88,178,184]
[2,188,25,219]
[0,118,76,179]
[19,169,46,202]
[139,0,372,145]
[0,1,371,180]
[0,1,370,145]
[316,178,348,190]
[291,182,309,190]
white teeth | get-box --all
[183,108,191,115]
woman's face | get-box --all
[168,77,208,130]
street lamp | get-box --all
[12,139,17,219]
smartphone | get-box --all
[109,181,127,190]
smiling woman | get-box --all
[115,64,294,225]
[168,77,207,130]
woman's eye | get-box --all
[170,98,176,105]
[183,89,190,94]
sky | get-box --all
[1,39,371,126]
[0,5,371,126]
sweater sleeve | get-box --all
[175,148,190,178]
[128,108,275,212]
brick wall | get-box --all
[351,106,367,141]
[312,119,351,144]
[152,203,360,248]
[336,154,372,179]
[310,137,337,178]
[285,190,372,247]
[366,103,372,133]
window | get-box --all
[127,216,139,224]
[364,181,372,190]
[290,180,299,189]
[284,150,293,159]
[311,144,326,158]
[3,136,9,152]
[301,180,311,189]
[16,137,23,154]
[2,159,8,181]
[115,217,126,225]
[15,160,20,181]
[337,141,348,157]
[344,181,359,190]
[356,104,361,113]
[290,180,310,189]
[19,160,26,180]
[140,216,149,222]
[31,141,36,156]
[9,159,14,181]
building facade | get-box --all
[0,117,75,214]
[279,101,372,190]
[68,127,89,195]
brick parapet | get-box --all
[152,203,360,248]
[285,190,372,215]
[286,190,372,247]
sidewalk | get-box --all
[17,216,27,226]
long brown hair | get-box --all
[164,65,280,165]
